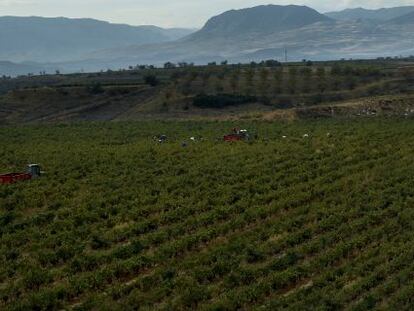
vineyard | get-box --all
[2,119,414,310]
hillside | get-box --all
[388,11,414,25]
[326,6,414,21]
[84,5,414,70]
[1,59,414,124]
[0,16,195,63]
[191,5,331,38]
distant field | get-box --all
[1,59,414,123]
[2,119,414,310]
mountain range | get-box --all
[389,11,414,24]
[2,5,414,76]
[0,16,195,63]
[326,6,414,21]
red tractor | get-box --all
[224,128,250,142]
[0,164,41,185]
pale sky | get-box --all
[1,0,413,28]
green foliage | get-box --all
[193,94,257,108]
[2,119,414,310]
[22,268,52,290]
[87,82,104,95]
[90,233,110,250]
[143,74,160,87]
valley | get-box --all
[2,3,414,310]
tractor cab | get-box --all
[27,164,41,178]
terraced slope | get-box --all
[2,120,414,310]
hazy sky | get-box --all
[1,0,413,28]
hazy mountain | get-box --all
[326,7,414,21]
[89,5,414,68]
[388,11,414,25]
[4,5,414,76]
[191,5,332,39]
[90,5,334,60]
[0,16,195,63]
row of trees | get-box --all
[162,66,378,102]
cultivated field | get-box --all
[2,119,414,310]
[1,59,414,124]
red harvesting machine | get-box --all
[0,164,41,185]
[224,128,250,142]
